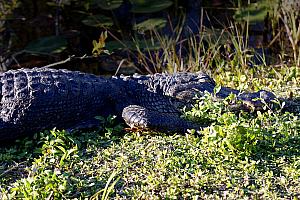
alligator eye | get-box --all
[259,90,276,101]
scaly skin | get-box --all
[0,68,279,141]
[0,68,111,141]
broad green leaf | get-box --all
[105,40,133,51]
[25,36,67,54]
[94,0,123,10]
[82,15,113,28]
[133,18,167,32]
[234,0,279,22]
[130,0,173,13]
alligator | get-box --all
[0,67,293,141]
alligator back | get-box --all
[0,68,111,141]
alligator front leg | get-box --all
[122,105,200,132]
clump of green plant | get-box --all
[0,115,123,199]
[187,91,299,156]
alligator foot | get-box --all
[122,105,200,133]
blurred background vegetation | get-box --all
[0,0,299,74]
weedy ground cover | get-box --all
[0,66,300,199]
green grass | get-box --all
[1,68,300,199]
